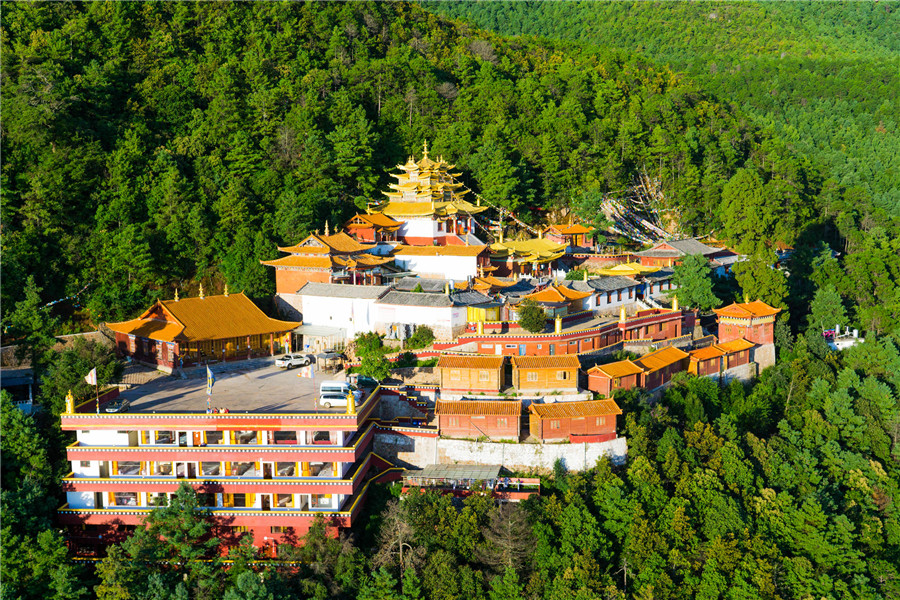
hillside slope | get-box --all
[1,1,814,323]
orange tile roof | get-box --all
[437,354,505,370]
[278,232,374,255]
[634,346,690,373]
[716,338,756,353]
[587,360,645,378]
[260,255,333,269]
[393,244,488,257]
[714,300,781,319]
[107,293,299,343]
[474,276,517,289]
[529,399,622,419]
[435,399,522,416]
[345,213,402,229]
[524,284,592,304]
[511,355,581,370]
[689,346,726,361]
[106,318,185,343]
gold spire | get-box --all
[65,390,75,414]
[325,221,330,236]
[174,289,179,302]
[199,284,205,299]
[422,140,429,159]
[672,296,679,312]
[583,270,588,282]
[345,389,357,415]
[224,285,229,297]
[619,306,627,324]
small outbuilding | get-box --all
[510,355,581,394]
[437,354,506,393]
[435,399,521,441]
[528,399,622,442]
[586,360,644,397]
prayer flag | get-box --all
[84,367,97,386]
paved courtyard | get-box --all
[120,362,359,414]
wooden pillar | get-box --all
[269,333,274,356]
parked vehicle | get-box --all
[353,375,379,389]
[105,399,131,413]
[317,393,349,409]
[275,354,312,369]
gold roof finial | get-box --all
[583,270,588,282]
[174,289,179,302]
[325,221,330,236]
[423,140,429,159]
[199,284,205,299]
[65,390,75,414]
[224,285,229,297]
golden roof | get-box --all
[529,399,622,419]
[714,301,782,319]
[278,232,375,255]
[634,346,690,373]
[106,293,299,343]
[490,238,567,263]
[587,360,645,378]
[595,262,661,277]
[435,399,522,417]
[511,355,581,369]
[523,284,592,304]
[373,200,487,218]
[437,354,505,370]
[393,244,488,257]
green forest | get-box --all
[430,1,900,217]
[2,2,900,599]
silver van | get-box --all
[319,381,352,396]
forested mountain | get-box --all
[2,1,818,327]
[429,1,900,217]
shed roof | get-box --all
[437,355,505,370]
[635,238,722,258]
[716,337,757,353]
[435,399,521,416]
[633,346,690,373]
[689,346,726,361]
[587,360,645,378]
[529,399,622,419]
[510,355,581,370]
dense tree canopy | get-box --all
[2,0,818,330]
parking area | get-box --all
[120,362,362,414]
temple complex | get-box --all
[368,142,487,246]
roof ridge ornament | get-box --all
[199,284,204,299]
[174,289,179,302]
[423,140,429,159]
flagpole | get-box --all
[95,381,100,414]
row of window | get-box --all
[106,491,334,510]
[81,459,339,478]
[447,370,572,382]
[88,429,339,446]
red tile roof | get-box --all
[714,300,781,319]
[587,360,645,378]
[633,346,690,373]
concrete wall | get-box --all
[374,431,437,469]
[393,254,478,281]
[435,436,627,472]
[375,305,466,341]
[596,287,639,311]
[378,393,428,421]
[301,295,378,338]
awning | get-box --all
[292,325,346,338]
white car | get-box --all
[274,354,312,369]
[318,393,349,409]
